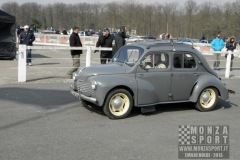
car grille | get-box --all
[77,80,95,96]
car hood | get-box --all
[79,63,128,78]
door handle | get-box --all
[193,73,199,76]
[137,74,144,78]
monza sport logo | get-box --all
[178,125,229,159]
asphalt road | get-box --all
[0,79,239,160]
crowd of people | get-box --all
[16,24,127,73]
[210,34,237,70]
[16,23,238,78]
[67,25,127,78]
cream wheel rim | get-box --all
[200,89,216,108]
[109,93,130,116]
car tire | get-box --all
[103,89,133,119]
[195,87,218,112]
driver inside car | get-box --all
[145,54,167,69]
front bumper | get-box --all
[70,85,80,98]
[70,85,97,104]
[80,94,97,103]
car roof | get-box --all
[126,40,218,77]
[128,40,194,51]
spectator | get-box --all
[165,33,170,39]
[62,29,68,35]
[88,28,95,36]
[162,33,165,39]
[225,36,236,71]
[210,34,225,70]
[112,25,127,56]
[85,30,89,36]
[200,35,206,41]
[67,27,83,78]
[55,28,60,34]
[17,25,24,43]
[32,25,37,32]
[19,25,35,66]
[94,28,114,64]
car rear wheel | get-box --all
[103,89,133,119]
[195,87,218,111]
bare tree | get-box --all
[184,0,198,38]
[1,1,240,39]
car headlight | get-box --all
[72,72,77,80]
[91,81,97,90]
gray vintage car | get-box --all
[70,41,229,119]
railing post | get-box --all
[225,51,232,78]
[18,44,27,82]
[86,46,91,67]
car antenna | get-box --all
[170,39,176,51]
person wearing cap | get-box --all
[19,25,35,66]
[94,28,114,64]
[112,26,127,56]
[225,36,236,70]
[210,34,225,70]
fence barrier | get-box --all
[17,44,240,82]
[17,45,111,82]
[33,33,98,46]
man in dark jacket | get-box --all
[112,26,127,56]
[225,36,237,70]
[17,25,24,43]
[95,28,114,64]
[62,29,68,35]
[67,27,82,78]
[20,25,35,66]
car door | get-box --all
[136,51,172,105]
[171,51,199,101]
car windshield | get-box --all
[112,46,144,66]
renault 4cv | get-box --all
[70,41,229,119]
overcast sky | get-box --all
[0,0,237,5]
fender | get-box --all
[189,74,229,102]
[88,74,137,107]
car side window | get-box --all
[142,52,169,69]
[173,52,196,69]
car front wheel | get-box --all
[103,89,133,119]
[195,87,218,112]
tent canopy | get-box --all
[0,10,15,23]
[0,10,16,60]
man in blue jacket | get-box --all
[20,25,35,66]
[210,34,225,70]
